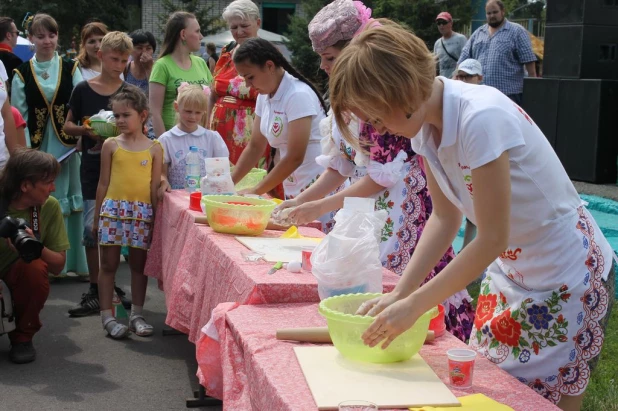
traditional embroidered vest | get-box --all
[13,57,78,149]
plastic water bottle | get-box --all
[185,146,201,193]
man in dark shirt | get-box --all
[0,17,24,95]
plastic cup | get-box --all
[338,400,378,411]
[189,192,202,211]
[429,304,446,338]
[447,348,477,388]
[301,246,315,272]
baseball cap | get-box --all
[436,12,452,22]
[457,59,483,76]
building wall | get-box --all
[142,0,304,43]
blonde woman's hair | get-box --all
[222,0,261,23]
[329,22,435,148]
[100,31,133,54]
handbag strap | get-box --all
[441,39,458,62]
[31,206,40,240]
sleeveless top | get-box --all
[101,138,161,222]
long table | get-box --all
[197,302,561,410]
[144,190,401,343]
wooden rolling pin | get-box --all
[276,327,435,344]
[193,215,290,232]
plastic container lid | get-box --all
[343,197,375,213]
[190,146,198,152]
[447,349,477,362]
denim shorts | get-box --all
[82,199,97,247]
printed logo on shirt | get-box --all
[272,116,283,138]
[515,105,534,126]
[0,79,5,92]
[140,160,149,166]
[174,149,185,159]
[500,248,522,261]
[458,163,473,197]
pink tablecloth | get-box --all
[144,190,401,342]
[197,303,560,411]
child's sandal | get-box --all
[103,317,130,339]
[129,315,154,337]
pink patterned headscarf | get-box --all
[308,0,374,53]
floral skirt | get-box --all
[374,156,475,342]
[469,209,615,404]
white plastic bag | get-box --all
[201,157,235,195]
[311,197,387,300]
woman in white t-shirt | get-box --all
[231,38,341,228]
[0,61,22,170]
[330,23,615,410]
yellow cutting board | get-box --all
[294,346,460,410]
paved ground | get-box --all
[0,262,222,411]
[573,181,618,201]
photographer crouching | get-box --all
[0,148,68,364]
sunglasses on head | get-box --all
[436,20,449,26]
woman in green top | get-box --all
[149,12,213,137]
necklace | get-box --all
[41,69,50,80]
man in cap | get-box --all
[433,11,467,80]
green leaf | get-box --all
[550,307,561,314]
[512,309,520,319]
[521,321,532,331]
[512,347,521,359]
[563,321,569,328]
[489,339,500,350]
[547,340,557,347]
[520,337,531,348]
[476,330,483,344]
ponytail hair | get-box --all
[233,38,327,114]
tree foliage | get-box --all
[0,0,140,49]
[284,0,331,92]
[285,0,479,85]
[157,0,225,39]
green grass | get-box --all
[465,282,618,410]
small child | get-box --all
[94,85,163,339]
[158,84,229,196]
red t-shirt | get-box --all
[11,106,26,129]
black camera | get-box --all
[0,216,44,263]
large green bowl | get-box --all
[201,194,276,236]
[319,293,437,363]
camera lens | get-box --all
[13,232,44,263]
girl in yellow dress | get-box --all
[94,85,163,339]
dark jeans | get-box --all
[508,93,523,105]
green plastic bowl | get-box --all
[319,293,438,363]
[89,119,119,138]
[233,168,267,192]
[201,194,276,236]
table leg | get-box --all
[186,385,222,408]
